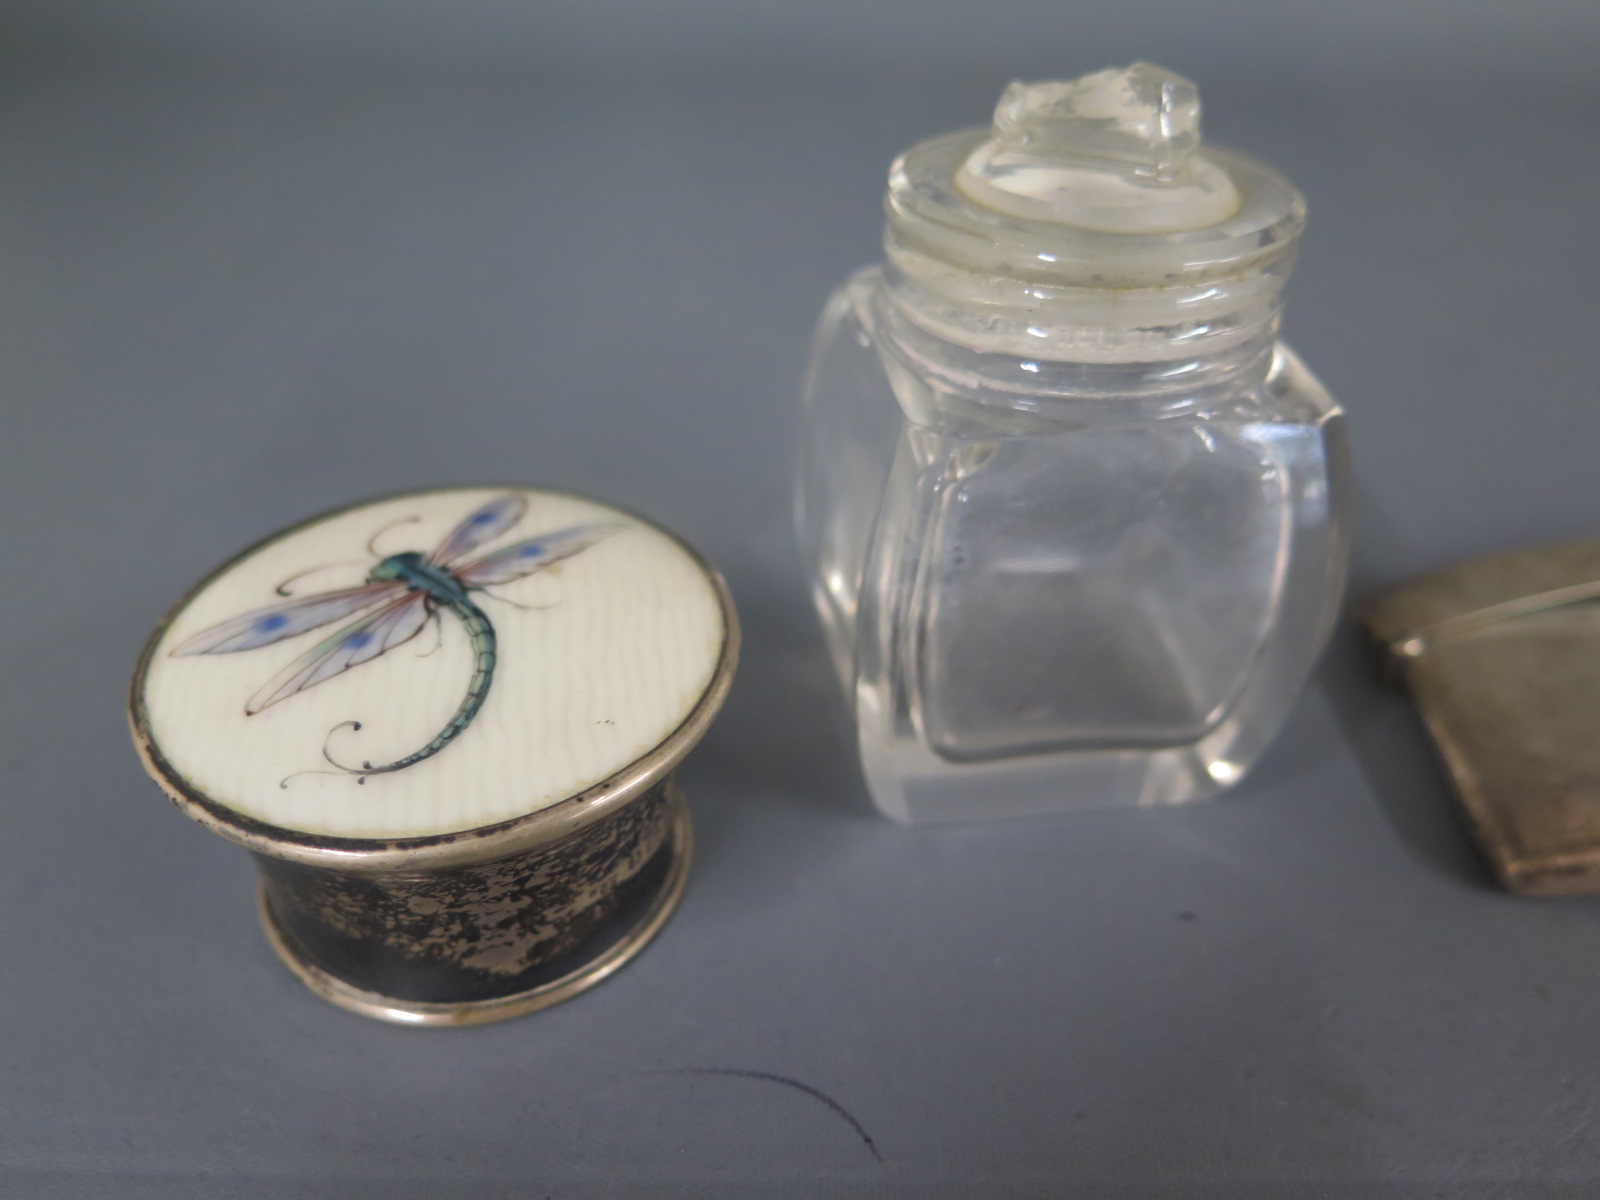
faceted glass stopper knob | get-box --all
[991,61,1201,183]
[956,62,1242,234]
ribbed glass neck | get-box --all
[870,273,1280,427]
[882,128,1305,368]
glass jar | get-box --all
[796,64,1349,823]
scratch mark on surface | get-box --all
[668,1067,883,1162]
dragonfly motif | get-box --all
[172,494,618,783]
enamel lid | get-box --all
[131,487,735,849]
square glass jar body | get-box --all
[797,268,1349,823]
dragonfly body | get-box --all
[355,551,498,777]
[173,495,617,784]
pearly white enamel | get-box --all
[140,488,725,840]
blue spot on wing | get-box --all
[256,614,289,631]
[346,631,374,649]
[472,511,497,524]
[519,543,544,557]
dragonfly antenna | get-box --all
[274,561,364,597]
[316,719,373,782]
[368,514,421,558]
[276,720,375,788]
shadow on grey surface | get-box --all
[1315,620,1490,891]
[683,558,874,824]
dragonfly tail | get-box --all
[321,599,497,780]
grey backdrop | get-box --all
[4,2,1599,1196]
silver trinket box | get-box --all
[1363,540,1600,895]
[130,486,737,1023]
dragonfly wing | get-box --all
[172,583,402,656]
[454,523,622,587]
[429,494,529,566]
[245,592,430,714]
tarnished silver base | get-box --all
[257,800,693,1026]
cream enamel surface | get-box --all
[140,488,724,839]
